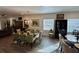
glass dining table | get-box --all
[65,34,79,52]
[66,34,79,43]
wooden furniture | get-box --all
[54,14,67,39]
[54,20,67,39]
[13,20,23,33]
[56,14,64,20]
[15,21,23,29]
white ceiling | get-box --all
[0,6,79,16]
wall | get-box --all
[22,14,56,36]
[22,12,79,36]
[0,17,15,30]
[0,17,8,30]
[0,12,79,35]
[65,12,79,19]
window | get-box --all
[68,19,79,32]
[43,19,54,30]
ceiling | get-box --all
[0,6,79,16]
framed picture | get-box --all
[32,19,39,27]
[56,14,64,19]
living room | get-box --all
[0,6,79,53]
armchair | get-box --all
[48,29,55,38]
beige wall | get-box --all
[22,14,56,36]
[65,12,79,19]
[1,12,79,35]
[0,16,17,30]
[22,12,79,36]
[0,17,8,30]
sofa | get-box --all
[0,27,12,37]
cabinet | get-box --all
[54,20,67,39]
[15,20,23,29]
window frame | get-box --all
[67,19,79,33]
[43,19,55,31]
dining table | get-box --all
[65,34,79,52]
[66,34,79,42]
